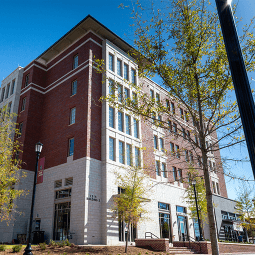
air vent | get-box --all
[55,180,62,188]
[65,177,73,186]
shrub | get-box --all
[49,239,57,246]
[64,239,71,246]
[39,242,47,250]
[12,244,22,252]
[0,245,6,251]
[57,241,65,247]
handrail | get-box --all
[145,232,159,239]
[183,235,202,254]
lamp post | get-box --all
[192,180,204,241]
[24,142,43,255]
[215,0,255,179]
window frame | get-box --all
[68,138,74,156]
[71,80,77,96]
[109,53,114,72]
[70,107,76,125]
[21,97,26,112]
[25,74,29,87]
[117,58,122,76]
[109,137,115,161]
[73,54,78,69]
[109,106,115,128]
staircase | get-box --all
[169,246,196,254]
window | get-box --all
[156,93,160,104]
[118,111,124,132]
[150,89,154,99]
[55,180,62,189]
[173,123,177,134]
[109,53,114,71]
[18,123,23,138]
[187,130,190,139]
[109,80,115,96]
[166,100,170,111]
[198,156,202,167]
[126,144,132,166]
[117,59,122,76]
[159,138,164,152]
[176,206,186,214]
[132,92,137,104]
[21,97,26,112]
[162,163,167,178]
[156,160,160,176]
[124,63,129,80]
[178,169,182,182]
[71,80,77,96]
[175,145,180,158]
[209,161,212,171]
[118,84,123,102]
[170,142,175,155]
[109,107,114,128]
[25,74,29,87]
[189,151,194,163]
[135,147,140,167]
[195,135,198,145]
[70,107,76,125]
[55,188,72,199]
[182,128,186,139]
[184,111,189,121]
[119,141,125,164]
[125,114,131,135]
[124,87,130,103]
[5,84,10,99]
[180,108,184,119]
[73,55,78,69]
[185,149,189,161]
[10,80,15,95]
[158,202,169,210]
[212,162,216,172]
[68,138,74,156]
[212,181,216,194]
[65,177,73,186]
[216,183,220,195]
[1,87,5,102]
[133,118,139,138]
[109,137,115,161]
[8,102,12,114]
[171,102,175,114]
[154,135,158,150]
[131,69,136,84]
[173,166,177,181]
[168,121,172,132]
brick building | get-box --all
[0,15,240,245]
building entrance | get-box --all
[53,202,71,240]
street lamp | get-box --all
[192,180,204,241]
[215,0,255,179]
[24,142,43,255]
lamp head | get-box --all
[35,142,43,153]
[192,180,196,185]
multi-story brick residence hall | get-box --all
[0,15,241,245]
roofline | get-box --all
[36,15,134,61]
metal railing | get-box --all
[145,232,159,239]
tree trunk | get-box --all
[125,222,130,253]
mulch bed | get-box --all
[0,245,167,254]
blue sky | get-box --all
[1,0,255,200]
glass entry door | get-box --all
[53,202,71,240]
[159,213,172,241]
[119,220,136,242]
[177,215,188,241]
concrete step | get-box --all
[169,247,195,254]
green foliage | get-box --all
[49,239,57,246]
[184,167,207,223]
[12,244,22,252]
[0,106,25,222]
[0,245,6,251]
[39,242,47,250]
[64,239,71,246]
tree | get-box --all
[96,0,255,254]
[184,167,207,236]
[236,186,255,242]
[0,106,24,222]
[113,165,150,253]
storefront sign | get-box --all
[37,157,45,184]
[233,222,243,231]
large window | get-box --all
[118,111,124,132]
[124,88,130,103]
[1,87,5,102]
[109,80,115,95]
[131,69,136,84]
[126,144,132,166]
[109,53,114,71]
[124,63,129,80]
[135,147,140,167]
[158,202,172,242]
[173,166,177,181]
[133,118,139,138]
[8,102,12,114]
[68,138,74,156]
[156,160,160,176]
[5,84,10,99]
[125,114,131,135]
[162,163,167,178]
[119,141,125,164]
[71,80,77,96]
[70,107,76,125]
[159,138,164,152]
[109,137,115,161]
[117,59,122,76]
[73,55,78,69]
[25,74,29,87]
[154,135,158,150]
[10,80,15,95]
[118,85,123,102]
[18,123,23,138]
[109,107,115,128]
